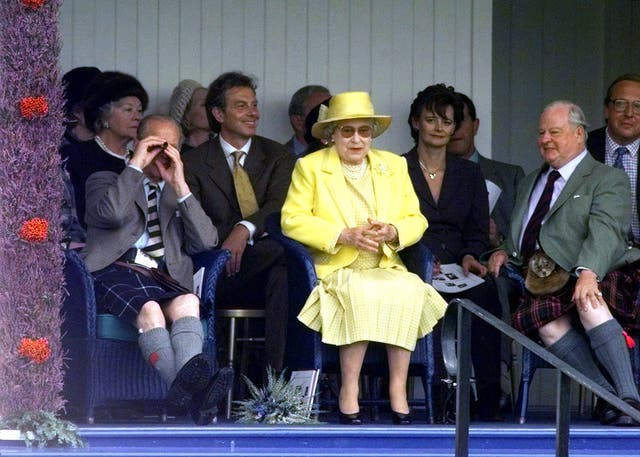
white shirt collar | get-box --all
[219,136,252,157]
[553,149,588,182]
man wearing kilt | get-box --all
[488,101,640,426]
[82,114,231,424]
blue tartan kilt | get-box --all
[513,260,640,335]
[93,263,185,326]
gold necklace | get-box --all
[418,159,443,180]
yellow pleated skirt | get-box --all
[297,267,447,351]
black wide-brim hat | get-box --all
[83,71,149,133]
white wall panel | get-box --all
[74,0,99,67]
[306,0,330,83]
[200,0,223,84]
[178,0,203,78]
[93,1,116,70]
[114,0,138,72]
[59,0,492,155]
[137,1,160,111]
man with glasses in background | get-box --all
[588,74,640,247]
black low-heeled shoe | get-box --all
[338,411,363,425]
[595,399,620,425]
[391,410,413,425]
[615,398,640,427]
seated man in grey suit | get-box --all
[447,92,524,248]
[587,73,640,247]
[183,72,295,373]
[82,114,231,424]
[488,101,640,426]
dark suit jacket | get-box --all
[587,126,640,232]
[182,135,295,241]
[477,153,525,243]
[404,148,490,264]
[505,153,640,278]
[81,166,218,289]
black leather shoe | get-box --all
[338,410,363,425]
[190,367,234,425]
[595,399,620,425]
[391,410,413,425]
[615,398,640,427]
[166,354,211,414]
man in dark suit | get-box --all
[183,72,294,372]
[587,73,640,247]
[448,92,524,248]
[83,114,231,424]
[488,101,640,426]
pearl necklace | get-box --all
[341,160,368,179]
[94,135,128,159]
[418,159,443,180]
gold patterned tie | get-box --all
[232,150,259,218]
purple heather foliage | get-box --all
[0,0,67,416]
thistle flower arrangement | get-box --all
[0,0,78,447]
[233,368,321,425]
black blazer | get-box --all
[404,149,490,264]
[182,135,295,241]
[587,126,640,231]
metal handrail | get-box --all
[443,297,640,457]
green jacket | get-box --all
[505,153,640,279]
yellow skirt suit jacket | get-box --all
[281,146,447,351]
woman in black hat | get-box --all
[65,71,148,226]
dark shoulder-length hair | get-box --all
[407,83,463,143]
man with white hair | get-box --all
[488,101,640,426]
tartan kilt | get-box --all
[513,260,640,335]
[93,263,186,326]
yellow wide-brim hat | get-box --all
[311,91,392,139]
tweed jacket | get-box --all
[504,153,640,279]
[183,135,295,241]
[81,166,219,289]
[281,146,427,280]
[477,152,525,242]
[587,126,640,232]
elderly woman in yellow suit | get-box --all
[281,92,447,425]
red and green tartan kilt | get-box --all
[513,261,640,335]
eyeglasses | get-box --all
[337,125,373,139]
[610,99,640,115]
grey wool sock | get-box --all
[170,316,204,373]
[587,319,640,401]
[547,327,615,394]
[138,327,176,385]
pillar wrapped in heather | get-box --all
[0,0,66,417]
